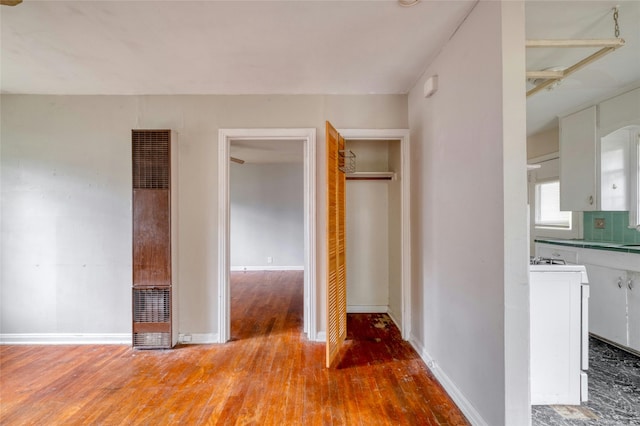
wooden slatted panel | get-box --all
[132,130,170,190]
[337,133,347,342]
[326,121,347,368]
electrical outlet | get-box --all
[267,256,273,264]
[594,218,606,229]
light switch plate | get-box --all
[594,218,605,229]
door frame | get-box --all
[217,128,317,343]
[339,128,412,339]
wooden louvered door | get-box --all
[132,129,173,349]
[326,121,347,368]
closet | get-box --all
[345,139,402,324]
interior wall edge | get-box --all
[407,334,490,426]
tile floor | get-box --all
[532,337,640,425]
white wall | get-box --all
[527,127,559,160]
[387,140,402,324]
[230,162,304,269]
[407,2,528,425]
[0,96,136,341]
[346,180,389,309]
[0,94,407,341]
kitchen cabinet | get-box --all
[559,88,640,216]
[559,106,597,211]
[628,271,640,351]
[535,244,578,264]
[535,243,640,353]
[600,128,631,211]
[582,264,628,348]
[578,247,640,353]
[599,88,640,221]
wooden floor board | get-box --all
[0,271,468,425]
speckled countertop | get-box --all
[535,238,640,254]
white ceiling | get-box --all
[525,0,640,134]
[0,0,476,95]
[1,1,639,137]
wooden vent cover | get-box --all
[133,288,171,349]
[132,130,170,189]
[133,288,171,323]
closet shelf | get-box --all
[346,171,396,181]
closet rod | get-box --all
[346,176,393,181]
[346,172,396,181]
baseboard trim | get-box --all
[347,305,388,313]
[386,308,401,331]
[0,333,130,345]
[177,333,219,344]
[230,266,304,272]
[408,334,488,426]
[590,333,640,357]
[315,331,326,342]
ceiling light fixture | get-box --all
[0,0,22,5]
[398,0,420,7]
[527,67,567,92]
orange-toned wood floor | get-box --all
[0,271,468,425]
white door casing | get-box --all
[218,128,317,342]
[339,129,411,340]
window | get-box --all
[528,155,582,241]
[535,180,572,228]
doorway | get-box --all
[218,128,317,343]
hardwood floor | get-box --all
[0,271,468,425]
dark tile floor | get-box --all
[532,337,640,425]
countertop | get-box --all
[535,238,640,254]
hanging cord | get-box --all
[613,6,620,38]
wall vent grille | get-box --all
[133,288,171,323]
[132,130,170,189]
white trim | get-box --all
[0,333,130,345]
[347,305,388,313]
[338,128,412,340]
[230,266,305,272]
[218,128,317,343]
[177,333,218,344]
[408,334,488,426]
[386,307,401,331]
[315,331,326,342]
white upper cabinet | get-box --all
[599,88,640,225]
[560,106,597,211]
[600,127,631,211]
[559,88,640,219]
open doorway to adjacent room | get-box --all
[218,129,317,343]
[228,139,305,341]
